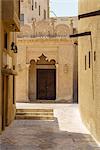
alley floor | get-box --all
[0,104,100,150]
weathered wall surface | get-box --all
[78,0,100,143]
[0,0,20,133]
[16,45,28,102]
[18,17,77,38]
[0,17,18,134]
[0,26,16,132]
[78,0,100,14]
[16,39,74,102]
[58,43,73,100]
[17,0,78,103]
[20,0,49,24]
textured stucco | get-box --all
[78,0,100,143]
[20,0,49,24]
[16,2,78,103]
[0,0,20,133]
[16,38,74,102]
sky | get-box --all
[50,0,78,17]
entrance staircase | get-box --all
[16,108,54,120]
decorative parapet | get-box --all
[17,18,76,38]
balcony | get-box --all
[2,0,20,32]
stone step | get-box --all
[15,115,54,120]
[16,112,53,115]
[16,109,54,120]
[16,109,53,113]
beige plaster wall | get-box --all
[16,39,74,102]
[78,0,100,14]
[20,0,49,24]
[58,44,73,100]
[3,31,16,126]
[16,45,28,102]
[78,0,100,143]
[0,0,20,133]
[0,21,17,133]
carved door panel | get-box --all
[37,69,56,100]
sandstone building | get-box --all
[16,0,78,103]
[16,0,77,102]
[20,0,49,25]
[0,0,20,133]
[1,0,100,145]
[78,0,100,143]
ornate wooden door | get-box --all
[37,69,56,100]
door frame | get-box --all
[2,75,8,130]
[36,69,56,100]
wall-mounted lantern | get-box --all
[11,42,15,50]
[11,42,18,53]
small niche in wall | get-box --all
[35,2,37,9]
[94,51,96,61]
[32,5,34,10]
[32,0,34,10]
[89,51,91,68]
[85,55,87,70]
[39,5,40,16]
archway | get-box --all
[29,54,56,101]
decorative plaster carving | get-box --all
[37,53,56,65]
[18,20,71,38]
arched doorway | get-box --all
[29,54,56,101]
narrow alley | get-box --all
[0,104,100,150]
[0,0,100,149]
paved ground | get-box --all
[0,104,100,150]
